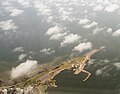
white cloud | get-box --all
[58,7,74,21]
[17,0,30,7]
[61,34,81,47]
[12,47,24,52]
[34,2,52,16]
[87,59,95,66]
[1,1,11,6]
[105,4,119,12]
[0,20,18,31]
[94,5,104,11]
[83,21,98,29]
[117,24,120,26]
[18,54,26,61]
[96,69,103,76]
[46,25,63,36]
[11,60,38,79]
[46,25,67,40]
[46,16,54,23]
[114,62,120,70]
[5,7,24,16]
[10,9,24,16]
[50,32,67,40]
[78,18,90,25]
[106,28,112,34]
[40,48,55,55]
[112,29,120,37]
[93,27,105,34]
[102,59,110,63]
[73,42,92,52]
[95,66,110,77]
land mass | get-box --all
[0,48,103,94]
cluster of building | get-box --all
[0,87,23,94]
[0,86,37,94]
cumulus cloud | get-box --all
[93,27,112,35]
[87,59,95,66]
[104,4,119,12]
[94,5,104,11]
[18,54,26,61]
[61,33,81,47]
[40,48,55,55]
[34,2,52,16]
[46,25,67,40]
[10,9,24,16]
[114,62,120,70]
[5,7,24,16]
[46,25,63,36]
[78,18,90,25]
[17,0,30,7]
[96,69,103,76]
[11,60,38,79]
[73,42,92,52]
[0,20,18,31]
[50,32,67,40]
[102,59,110,63]
[112,29,120,37]
[12,47,24,52]
[106,28,112,34]
[1,1,11,6]
[46,16,54,23]
[93,27,105,34]
[58,7,74,21]
[83,21,98,29]
[95,65,111,77]
[78,19,98,29]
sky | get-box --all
[0,0,120,92]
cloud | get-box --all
[102,59,110,63]
[114,62,120,70]
[46,25,63,36]
[50,32,67,40]
[96,69,103,76]
[18,54,26,61]
[78,18,98,29]
[73,42,92,52]
[83,21,98,29]
[12,47,24,52]
[5,7,24,16]
[78,18,90,25]
[46,16,54,23]
[17,0,30,7]
[58,7,74,21]
[0,20,18,31]
[34,2,52,16]
[87,59,95,66]
[40,48,55,55]
[10,9,24,16]
[45,25,67,40]
[11,60,38,79]
[94,5,104,11]
[93,27,105,34]
[95,65,111,77]
[61,33,81,47]
[112,29,120,37]
[106,28,112,34]
[104,4,119,12]
[1,1,11,6]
